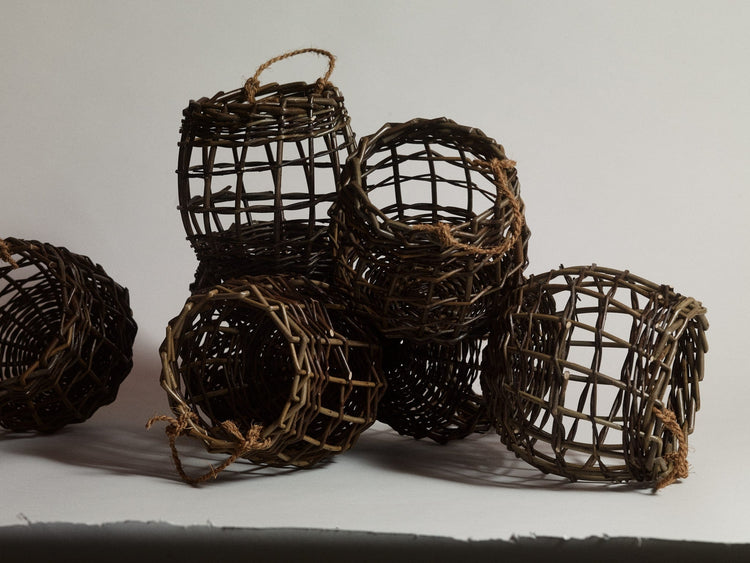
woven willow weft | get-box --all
[329,117,530,343]
[481,265,708,486]
[177,50,356,291]
[156,275,385,478]
[379,336,488,443]
[0,238,137,432]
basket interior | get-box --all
[0,258,64,382]
[361,137,503,230]
[380,337,485,441]
[174,301,299,430]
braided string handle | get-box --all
[0,238,18,269]
[147,412,272,486]
[412,158,524,257]
[244,47,336,102]
[652,406,689,491]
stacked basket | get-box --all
[150,49,386,483]
[151,49,708,491]
[329,117,530,443]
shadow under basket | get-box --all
[177,50,356,291]
[0,237,137,432]
[329,117,530,343]
[156,275,384,481]
[481,265,709,489]
[379,336,489,444]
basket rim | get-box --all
[0,238,108,385]
[180,80,351,140]
[338,117,522,244]
[523,264,708,327]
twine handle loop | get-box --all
[245,48,336,102]
[411,158,524,257]
[147,412,271,486]
[0,238,18,269]
[652,406,689,491]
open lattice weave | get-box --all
[379,336,488,443]
[481,265,709,488]
[177,49,356,291]
[329,117,530,342]
[154,275,384,483]
[0,237,137,432]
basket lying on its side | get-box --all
[329,117,530,342]
[379,336,488,443]
[152,275,384,484]
[0,237,137,432]
[177,49,356,291]
[481,265,709,489]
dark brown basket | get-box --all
[329,117,530,342]
[152,275,385,483]
[177,49,356,290]
[0,237,137,432]
[481,265,709,489]
[379,336,488,443]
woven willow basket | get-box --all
[155,275,384,482]
[0,238,137,432]
[329,117,530,342]
[177,49,356,291]
[481,265,709,488]
[379,337,488,443]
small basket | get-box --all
[481,265,709,488]
[329,117,530,342]
[154,275,384,482]
[379,336,488,443]
[177,49,356,290]
[0,237,137,432]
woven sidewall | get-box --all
[481,265,709,484]
[379,336,488,443]
[160,275,385,468]
[329,117,530,342]
[0,238,137,432]
[177,81,356,291]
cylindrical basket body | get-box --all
[329,117,530,342]
[177,81,356,290]
[0,238,137,432]
[380,336,488,443]
[481,265,709,485]
[159,275,385,468]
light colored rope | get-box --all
[147,413,271,486]
[0,238,18,269]
[652,407,689,491]
[245,47,336,102]
[411,158,523,257]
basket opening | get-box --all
[665,310,706,430]
[380,337,485,440]
[0,260,65,382]
[176,304,298,431]
[361,142,499,229]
